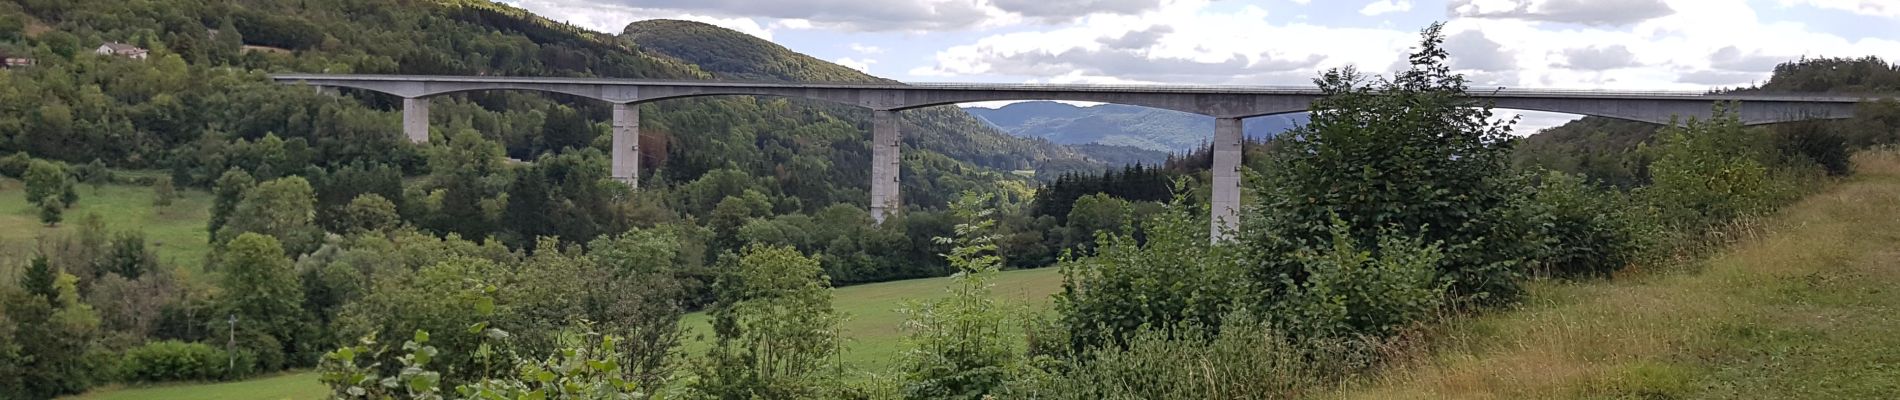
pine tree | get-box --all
[18,254,56,301]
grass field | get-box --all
[0,178,214,277]
[62,372,325,400]
[1331,150,1900,399]
[680,266,1066,371]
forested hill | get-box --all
[623,19,1101,175]
[623,19,890,84]
[0,0,1106,209]
[1515,57,1900,186]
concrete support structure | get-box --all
[1211,117,1243,242]
[401,97,430,144]
[274,74,1884,235]
[870,110,902,224]
[611,103,640,188]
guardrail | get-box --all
[270,74,1881,103]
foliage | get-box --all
[1248,23,1538,307]
[344,193,403,233]
[1528,170,1649,278]
[897,194,1023,399]
[119,340,236,383]
[102,230,158,279]
[1014,320,1370,400]
[318,329,654,400]
[0,271,105,398]
[1054,189,1242,352]
[217,176,322,255]
[208,169,256,246]
[24,158,73,207]
[691,245,843,399]
[217,233,313,372]
[332,255,512,387]
[40,197,63,226]
[153,176,179,207]
[19,254,57,300]
[1264,218,1446,339]
[1641,105,1784,230]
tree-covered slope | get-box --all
[964,101,1308,153]
[623,19,1102,176]
[1514,57,1900,186]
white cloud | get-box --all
[1780,0,1900,17]
[850,43,886,54]
[1450,0,1674,26]
[835,57,877,73]
[916,0,1415,84]
[1361,0,1413,16]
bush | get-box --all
[1055,190,1242,352]
[1013,320,1375,400]
[1248,24,1540,307]
[1529,171,1649,279]
[1643,105,1780,229]
[1265,218,1447,339]
[0,151,29,177]
[120,341,233,383]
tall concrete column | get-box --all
[1211,117,1243,242]
[611,103,640,189]
[870,110,902,224]
[401,97,430,144]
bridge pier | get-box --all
[402,97,430,144]
[871,110,901,224]
[612,103,640,188]
[1211,117,1242,242]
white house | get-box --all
[95,42,149,60]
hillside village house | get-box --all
[0,50,32,68]
[95,42,149,60]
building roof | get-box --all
[100,42,146,52]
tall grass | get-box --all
[1331,149,1900,399]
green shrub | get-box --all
[1529,171,1648,279]
[1643,105,1780,230]
[1249,24,1541,307]
[1012,320,1374,400]
[1266,218,1447,339]
[120,340,232,383]
[1055,189,1242,352]
[897,194,1023,399]
[0,151,28,177]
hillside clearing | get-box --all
[60,372,323,400]
[1332,150,1900,399]
[680,266,1066,371]
[0,178,213,277]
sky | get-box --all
[500,0,1900,132]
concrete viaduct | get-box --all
[270,74,1876,240]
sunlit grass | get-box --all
[60,372,325,400]
[1331,149,1900,399]
[0,178,214,280]
[679,266,1066,371]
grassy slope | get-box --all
[1334,150,1900,399]
[0,178,214,275]
[680,267,1066,371]
[62,372,324,400]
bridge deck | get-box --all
[269,74,1872,103]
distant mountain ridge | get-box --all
[964,101,1310,154]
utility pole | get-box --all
[227,314,238,373]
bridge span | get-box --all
[271,74,1880,240]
